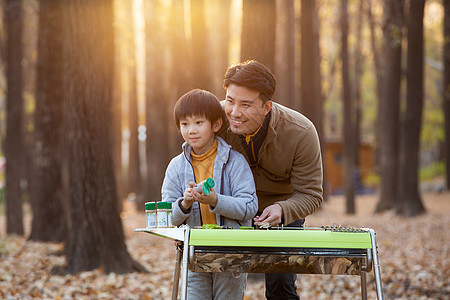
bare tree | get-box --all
[169,0,190,157]
[397,0,426,217]
[190,0,212,91]
[208,0,231,98]
[144,0,171,202]
[340,0,355,214]
[21,1,39,209]
[4,0,24,235]
[300,0,326,200]
[274,0,296,109]
[241,0,275,71]
[126,0,142,201]
[376,0,404,212]
[29,0,66,242]
[111,2,124,207]
[62,0,145,274]
[367,0,384,110]
[353,0,364,170]
[444,0,450,190]
[367,0,384,169]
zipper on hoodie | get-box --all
[218,148,232,226]
[184,150,205,225]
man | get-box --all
[220,60,323,299]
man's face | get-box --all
[224,84,272,135]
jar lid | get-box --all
[157,201,172,209]
[145,202,156,210]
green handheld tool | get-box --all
[195,178,215,195]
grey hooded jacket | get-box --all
[161,136,258,228]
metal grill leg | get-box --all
[369,229,384,300]
[360,272,367,300]
[180,227,190,300]
[171,243,182,300]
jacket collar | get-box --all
[182,136,231,164]
[258,102,280,154]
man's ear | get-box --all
[263,101,273,115]
[213,118,223,133]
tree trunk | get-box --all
[29,0,67,242]
[62,0,145,274]
[367,0,384,170]
[300,0,326,200]
[352,0,364,194]
[111,0,124,207]
[241,0,275,71]
[128,66,142,197]
[375,0,404,213]
[207,0,231,99]
[144,0,171,203]
[444,0,450,191]
[398,0,426,217]
[340,0,355,214]
[4,0,25,235]
[169,0,190,157]
[190,0,212,91]
[274,0,296,109]
[367,0,384,105]
[21,1,38,212]
[126,0,142,200]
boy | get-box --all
[162,89,258,300]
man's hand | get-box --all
[253,204,283,227]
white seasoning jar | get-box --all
[145,202,157,228]
[167,202,173,227]
[157,201,168,227]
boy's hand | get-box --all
[182,181,196,210]
[193,187,218,208]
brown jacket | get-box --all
[221,102,323,225]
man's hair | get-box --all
[173,89,226,130]
[223,60,276,103]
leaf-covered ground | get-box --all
[0,191,448,299]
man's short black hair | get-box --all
[223,60,276,103]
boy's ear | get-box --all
[212,118,223,133]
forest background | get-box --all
[0,0,449,299]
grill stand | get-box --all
[137,226,383,300]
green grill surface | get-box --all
[189,229,372,249]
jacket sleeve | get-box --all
[276,123,323,225]
[161,159,191,226]
[210,152,258,222]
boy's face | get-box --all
[224,84,272,135]
[180,115,222,155]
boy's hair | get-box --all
[173,89,226,130]
[223,60,276,104]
